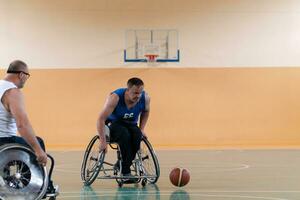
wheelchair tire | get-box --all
[139,138,160,184]
[81,135,105,186]
[0,144,48,200]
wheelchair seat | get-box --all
[0,143,58,200]
[104,124,111,142]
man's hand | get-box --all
[99,139,107,153]
[35,149,47,166]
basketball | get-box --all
[169,167,190,187]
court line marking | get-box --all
[53,169,79,174]
[194,163,250,172]
[54,162,250,173]
[58,193,288,200]
[59,190,300,194]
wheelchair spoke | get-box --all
[21,176,30,182]
[21,176,31,185]
[21,170,31,175]
[90,156,98,162]
[19,161,25,173]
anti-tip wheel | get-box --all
[142,179,147,187]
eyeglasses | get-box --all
[7,70,30,78]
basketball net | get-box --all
[145,54,158,62]
[143,43,159,63]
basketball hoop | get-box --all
[145,54,158,62]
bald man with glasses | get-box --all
[0,60,46,164]
[0,60,58,196]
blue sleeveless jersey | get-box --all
[107,88,146,124]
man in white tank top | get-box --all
[0,61,59,196]
[0,60,48,165]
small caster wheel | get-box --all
[118,181,123,187]
[141,179,147,187]
[49,197,56,200]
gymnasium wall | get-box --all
[1,0,300,149]
[1,68,300,149]
[1,0,300,67]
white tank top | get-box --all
[0,80,18,137]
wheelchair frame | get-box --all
[0,143,57,200]
[81,133,160,187]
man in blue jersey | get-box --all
[96,77,150,179]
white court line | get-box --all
[65,162,251,168]
[196,163,250,172]
[160,162,249,166]
[58,193,288,200]
[54,169,79,174]
[59,190,300,194]
[54,162,250,173]
[54,163,81,167]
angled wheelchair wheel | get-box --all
[139,138,160,184]
[0,144,48,200]
[81,135,105,186]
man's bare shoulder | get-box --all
[109,93,119,100]
[144,92,150,101]
[2,88,22,112]
[4,88,22,99]
[106,93,119,106]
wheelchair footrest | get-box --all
[45,184,59,198]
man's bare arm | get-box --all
[96,93,119,152]
[3,88,47,165]
[139,93,150,137]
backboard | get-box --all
[124,29,180,62]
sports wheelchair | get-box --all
[81,125,160,187]
[0,143,58,200]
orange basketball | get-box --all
[169,167,190,187]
